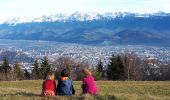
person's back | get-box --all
[57,77,73,95]
[82,68,98,95]
[82,75,97,95]
[56,69,75,95]
[43,80,56,91]
[42,73,56,97]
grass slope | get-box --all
[0,80,170,100]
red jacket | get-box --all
[42,80,56,96]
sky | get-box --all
[0,0,170,18]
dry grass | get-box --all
[0,80,170,100]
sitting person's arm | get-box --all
[54,80,57,95]
[81,83,88,94]
[72,85,75,95]
[70,78,75,95]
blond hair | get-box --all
[82,68,92,76]
[46,73,55,80]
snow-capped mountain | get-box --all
[0,11,170,46]
[1,11,170,25]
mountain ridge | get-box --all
[0,11,170,46]
[1,11,170,25]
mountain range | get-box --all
[0,11,170,46]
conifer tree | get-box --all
[0,64,3,72]
[2,57,11,73]
[1,57,12,81]
[116,55,125,80]
[40,56,51,79]
[97,60,104,72]
[24,69,30,80]
[13,62,24,80]
[106,54,125,80]
[32,60,41,79]
[55,69,60,79]
[96,60,104,79]
[106,54,117,80]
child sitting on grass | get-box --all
[42,72,56,97]
[56,68,75,95]
[82,68,98,95]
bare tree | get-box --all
[53,56,75,69]
[53,56,76,79]
[122,53,144,81]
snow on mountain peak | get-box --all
[0,11,169,25]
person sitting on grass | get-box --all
[41,72,56,97]
[56,68,75,95]
[82,68,98,95]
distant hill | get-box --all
[0,50,34,63]
[0,11,170,46]
[113,30,165,45]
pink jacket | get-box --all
[82,75,98,95]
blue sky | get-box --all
[0,0,170,18]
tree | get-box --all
[94,60,104,80]
[1,57,12,81]
[106,54,117,80]
[13,62,24,80]
[97,60,104,72]
[167,62,170,80]
[122,53,144,81]
[53,56,77,80]
[40,56,51,79]
[106,54,125,80]
[24,69,30,80]
[2,57,11,73]
[55,68,60,80]
[0,64,3,72]
[116,55,125,79]
[32,60,41,79]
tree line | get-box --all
[95,53,170,81]
[0,53,170,81]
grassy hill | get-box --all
[0,80,170,100]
